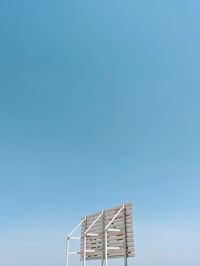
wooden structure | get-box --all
[65,202,135,266]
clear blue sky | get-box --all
[0,0,200,265]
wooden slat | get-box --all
[81,242,134,250]
[81,220,133,234]
[80,247,134,256]
[81,241,133,250]
[83,216,132,230]
[82,203,132,218]
[81,235,134,245]
[81,219,132,235]
[83,207,132,224]
[81,252,135,260]
[83,214,133,227]
[83,203,132,221]
[81,225,133,236]
[81,218,133,230]
[80,247,135,260]
[82,231,134,240]
[80,231,133,247]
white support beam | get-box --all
[68,252,79,255]
[69,236,80,240]
[105,231,108,266]
[105,206,124,230]
[66,216,86,266]
[86,249,96,253]
[107,228,120,232]
[68,217,86,237]
[84,212,103,234]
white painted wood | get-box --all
[107,229,120,232]
[69,237,80,240]
[69,252,79,255]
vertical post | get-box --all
[101,256,104,266]
[65,238,70,266]
[105,231,108,266]
[83,216,87,266]
[123,204,127,266]
[83,236,86,266]
[101,210,105,266]
[65,217,86,266]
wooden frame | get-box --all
[65,202,135,266]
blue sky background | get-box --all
[0,0,200,265]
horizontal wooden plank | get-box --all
[81,252,135,260]
[81,242,134,250]
[82,252,135,260]
[80,230,134,246]
[83,205,132,224]
[80,234,134,244]
[83,216,133,231]
[82,203,132,220]
[81,241,134,250]
[81,243,134,252]
[82,220,133,235]
[81,225,133,236]
[81,219,133,233]
[80,247,135,260]
[80,247,134,256]
[82,218,133,231]
[81,251,135,258]
[85,248,134,255]
[81,236,134,246]
[84,215,133,230]
[80,240,133,249]
[84,213,133,226]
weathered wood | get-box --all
[83,208,132,224]
[82,204,132,221]
[79,202,134,261]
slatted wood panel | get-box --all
[80,202,134,260]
